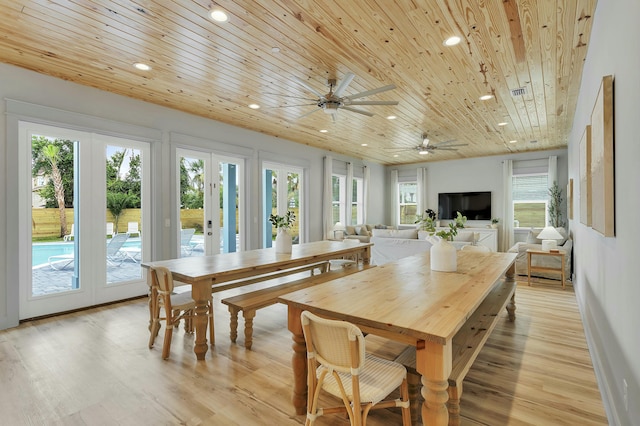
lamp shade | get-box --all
[537,226,563,251]
[333,221,345,231]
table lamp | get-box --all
[333,222,345,240]
[537,226,563,251]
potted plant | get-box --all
[491,218,500,229]
[269,211,296,253]
[548,182,564,228]
[415,209,437,232]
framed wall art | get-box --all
[568,178,573,220]
[590,75,615,237]
[579,125,591,226]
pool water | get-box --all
[32,240,141,267]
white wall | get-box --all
[567,1,640,424]
[386,150,568,234]
[0,63,386,329]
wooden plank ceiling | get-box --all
[0,0,596,165]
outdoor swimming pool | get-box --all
[32,240,141,267]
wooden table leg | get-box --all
[561,253,566,289]
[287,306,307,415]
[416,340,451,426]
[506,263,517,322]
[527,251,532,286]
[191,281,211,360]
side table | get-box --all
[526,249,565,289]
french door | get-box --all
[263,162,304,247]
[19,122,150,319]
[177,148,243,256]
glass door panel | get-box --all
[106,144,143,283]
[31,135,79,296]
[179,155,206,257]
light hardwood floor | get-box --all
[0,278,608,425]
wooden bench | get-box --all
[368,279,516,426]
[221,263,371,349]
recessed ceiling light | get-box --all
[393,154,399,158]
[361,143,368,147]
[498,122,508,126]
[209,8,228,22]
[386,115,397,120]
[479,94,493,101]
[271,47,280,53]
[319,129,328,133]
[134,62,151,71]
[248,103,260,109]
[509,140,518,144]
[443,36,461,46]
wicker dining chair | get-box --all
[148,266,214,359]
[301,310,411,426]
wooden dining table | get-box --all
[278,250,517,426]
[141,240,372,360]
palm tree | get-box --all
[42,144,68,237]
[107,192,135,233]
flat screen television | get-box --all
[438,191,492,220]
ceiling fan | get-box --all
[386,135,469,155]
[274,72,398,122]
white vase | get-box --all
[275,228,293,254]
[430,238,457,272]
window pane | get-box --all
[512,174,548,227]
[514,202,546,228]
[513,174,547,201]
[398,182,417,225]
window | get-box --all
[512,174,548,227]
[398,182,418,226]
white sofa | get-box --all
[507,227,572,280]
[370,228,477,265]
[341,224,394,243]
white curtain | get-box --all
[363,165,370,224]
[391,169,399,227]
[548,155,557,187]
[416,167,428,216]
[501,160,514,252]
[323,156,333,240]
[346,162,354,226]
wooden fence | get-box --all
[32,208,300,239]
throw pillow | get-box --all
[345,225,356,236]
[526,228,543,244]
[356,226,370,237]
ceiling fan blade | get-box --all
[345,84,396,101]
[432,143,468,148]
[332,72,355,98]
[341,106,375,117]
[432,147,460,151]
[432,139,462,146]
[264,92,318,102]
[266,103,318,108]
[297,107,322,119]
[347,100,399,106]
[292,76,325,98]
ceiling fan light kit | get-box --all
[290,72,398,120]
[385,133,469,156]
